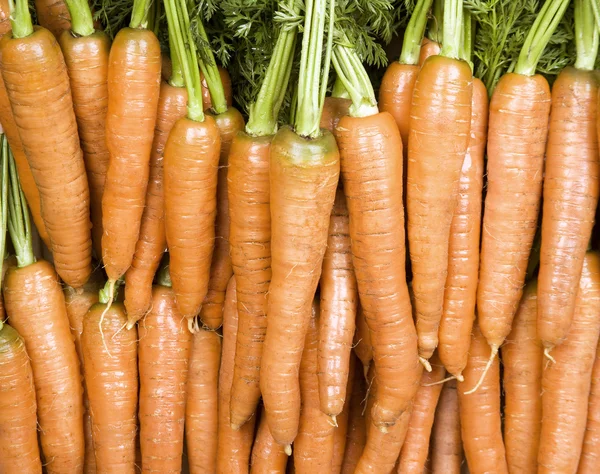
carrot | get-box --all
[318,187,358,419]
[331,356,355,473]
[294,299,336,473]
[82,299,138,472]
[101,2,161,287]
[229,10,298,428]
[335,36,421,426]
[538,251,600,473]
[477,0,568,377]
[124,53,188,327]
[0,323,42,473]
[458,323,508,474]
[397,354,446,474]
[34,0,71,38]
[340,360,368,474]
[320,77,351,132]
[138,277,193,472]
[578,338,600,473]
[538,3,600,355]
[186,327,221,473]
[201,66,233,110]
[217,276,256,473]
[353,304,372,377]
[3,150,85,473]
[419,37,441,65]
[502,280,543,473]
[431,380,462,474]
[1,5,92,287]
[260,0,339,447]
[250,405,289,474]
[0,0,10,36]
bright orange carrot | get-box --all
[431,380,462,474]
[418,37,441,66]
[578,339,600,473]
[250,406,289,474]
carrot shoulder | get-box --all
[34,0,71,38]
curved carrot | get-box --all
[502,280,543,473]
[353,304,372,377]
[431,379,462,474]
[59,29,111,259]
[331,355,355,473]
[217,276,256,473]
[538,251,600,474]
[199,107,245,329]
[102,26,161,281]
[538,66,600,353]
[318,187,358,418]
[340,358,367,474]
[82,302,138,472]
[34,0,71,38]
[1,26,92,287]
[578,339,600,473]
[320,96,351,132]
[458,323,508,474]
[439,77,487,379]
[0,323,41,473]
[397,354,445,473]
[294,299,336,473]
[124,81,187,326]
[139,284,192,472]
[337,111,421,429]
[186,327,221,473]
[250,406,288,474]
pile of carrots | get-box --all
[2,0,600,472]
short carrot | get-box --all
[431,380,462,474]
[34,0,71,38]
[250,406,289,474]
[340,360,368,474]
[578,339,600,473]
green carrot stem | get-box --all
[591,0,600,31]
[8,0,33,38]
[460,9,473,69]
[63,0,95,36]
[168,28,185,88]
[428,0,444,43]
[440,0,463,59]
[575,0,599,71]
[515,0,570,76]
[130,0,152,29]
[331,75,350,99]
[194,17,228,114]
[400,0,434,65]
[0,136,8,312]
[99,277,123,304]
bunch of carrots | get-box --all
[2,0,600,472]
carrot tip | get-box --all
[328,415,338,427]
[456,373,464,382]
[463,344,498,395]
[126,320,136,330]
[231,422,242,431]
[188,318,199,334]
[419,356,432,372]
[284,445,292,456]
[543,346,556,364]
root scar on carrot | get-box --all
[543,346,556,364]
[419,356,432,372]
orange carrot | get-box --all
[34,0,71,38]
[201,66,233,110]
[353,305,372,377]
[578,339,600,473]
[431,380,462,474]
[0,0,10,37]
[418,37,441,66]
[320,96,351,132]
[340,360,368,474]
[250,406,289,474]
[331,355,356,474]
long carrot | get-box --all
[340,360,368,474]
[502,280,543,473]
[538,251,600,473]
[250,406,289,474]
[186,327,221,473]
[331,356,355,474]
[431,380,462,474]
[260,0,338,447]
[334,32,420,429]
[229,5,298,428]
[124,42,188,327]
[217,276,256,473]
[538,2,600,355]
[397,355,446,474]
[1,1,92,288]
[477,0,569,380]
[34,0,71,38]
[578,338,600,473]
[82,298,138,472]
[458,323,508,474]
[3,151,84,473]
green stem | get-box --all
[164,0,204,121]
[6,144,34,268]
[168,28,184,88]
[130,0,152,29]
[331,75,350,99]
[0,136,8,311]
[460,9,473,69]
[8,0,33,38]
[194,17,228,114]
[515,0,570,76]
[99,277,123,304]
[63,0,95,36]
[428,0,443,43]
[400,0,434,65]
[575,0,599,70]
[246,0,299,137]
[440,0,463,59]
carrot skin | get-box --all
[502,281,543,473]
[186,328,221,473]
[217,277,256,473]
[164,115,221,320]
[1,27,92,287]
[0,0,10,37]
[578,339,600,473]
[201,66,233,110]
[353,304,372,376]
[3,260,85,473]
[82,303,138,473]
[538,67,600,351]
[320,97,351,133]
[418,38,441,66]
[458,323,508,474]
[200,107,245,329]
[337,111,421,429]
[260,126,339,446]
[250,406,289,474]
[340,361,368,474]
[0,324,42,473]
[439,77,487,378]
[478,73,551,349]
[34,0,71,38]
[431,380,462,474]
[407,55,473,360]
[124,82,187,325]
[538,251,600,474]
[102,27,161,280]
[331,355,356,474]
[318,187,358,417]
[59,30,111,259]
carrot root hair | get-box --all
[463,344,498,395]
[423,375,457,387]
[419,356,432,372]
[284,444,292,456]
[543,346,556,364]
[99,279,116,357]
[329,415,338,428]
[188,317,200,334]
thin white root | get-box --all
[423,375,457,387]
[456,373,464,382]
[544,347,556,364]
[328,415,338,427]
[188,318,199,334]
[419,356,432,372]
[284,445,292,456]
[463,344,498,395]
[99,279,116,358]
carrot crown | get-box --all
[63,0,95,36]
[0,136,8,306]
[130,0,153,29]
[399,0,434,65]
[7,0,33,38]
[439,0,463,59]
[331,75,350,99]
[575,0,599,71]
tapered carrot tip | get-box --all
[329,415,338,427]
[187,318,199,334]
[126,319,136,331]
[456,373,464,382]
[419,357,432,372]
[463,344,498,395]
[284,445,292,456]
[231,422,242,431]
[543,346,556,364]
[362,362,370,380]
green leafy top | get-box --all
[8,0,34,38]
[574,0,599,70]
